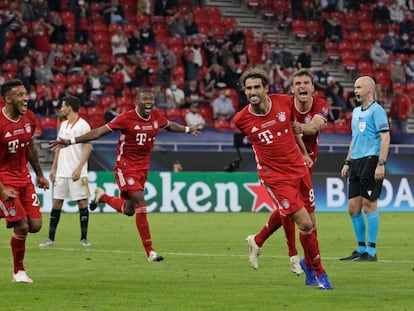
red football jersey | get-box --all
[293,96,329,162]
[0,108,36,184]
[107,108,169,172]
[234,94,307,182]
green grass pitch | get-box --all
[0,212,413,311]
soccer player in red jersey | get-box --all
[234,67,332,289]
[50,89,200,262]
[0,79,50,283]
[246,69,330,276]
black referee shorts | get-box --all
[348,156,384,201]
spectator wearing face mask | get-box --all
[34,54,54,85]
[382,31,400,54]
[405,56,414,81]
[17,65,36,91]
[165,80,185,108]
[399,11,413,36]
[105,101,120,122]
[212,88,235,121]
[390,57,407,83]
[389,0,405,24]
[203,37,220,67]
[185,103,205,129]
[323,16,343,43]
[75,84,87,106]
[373,1,391,24]
[370,39,389,65]
[397,32,413,54]
[184,79,207,108]
[6,37,32,62]
[33,17,54,53]
[27,90,39,116]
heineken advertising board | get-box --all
[35,171,414,213]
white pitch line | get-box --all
[6,246,413,264]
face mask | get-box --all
[395,60,402,65]
[29,92,37,100]
[375,42,381,47]
[410,61,414,66]
[76,88,83,94]
[20,41,27,48]
[171,84,177,90]
[219,94,226,100]
[402,35,409,40]
[389,32,394,36]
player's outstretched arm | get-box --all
[165,121,200,136]
[49,125,112,150]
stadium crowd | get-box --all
[0,0,412,136]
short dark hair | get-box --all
[291,68,315,85]
[1,79,24,98]
[62,95,81,112]
[239,67,270,90]
[137,88,154,99]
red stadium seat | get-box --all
[40,116,58,129]
[345,10,360,31]
[78,107,88,120]
[334,119,351,133]
[87,106,105,118]
[306,20,323,45]
[165,108,183,123]
[214,119,230,131]
[292,20,307,40]
[357,60,373,76]
[322,121,336,133]
[324,41,340,63]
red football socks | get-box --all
[11,232,27,273]
[135,205,153,256]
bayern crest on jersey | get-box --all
[281,199,290,209]
[153,121,159,129]
[277,112,286,122]
[25,123,31,133]
[9,206,17,217]
[127,178,135,185]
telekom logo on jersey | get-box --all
[258,130,273,144]
[136,133,147,145]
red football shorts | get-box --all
[0,181,41,228]
[114,168,148,199]
[263,172,315,216]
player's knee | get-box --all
[29,226,41,233]
[123,207,135,216]
[298,220,314,232]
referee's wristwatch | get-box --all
[378,159,386,166]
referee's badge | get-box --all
[359,121,366,132]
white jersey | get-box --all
[56,117,91,178]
